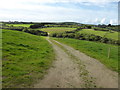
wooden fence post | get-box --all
[108,47,111,59]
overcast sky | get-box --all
[0,0,119,25]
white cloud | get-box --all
[118,20,120,25]
[92,18,101,24]
[0,0,118,10]
[0,0,118,24]
[109,19,118,24]
[100,18,106,24]
[95,18,99,23]
[0,0,119,7]
[110,20,113,24]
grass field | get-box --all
[40,27,76,34]
[7,24,32,27]
[2,29,55,88]
[77,29,118,40]
[53,38,118,72]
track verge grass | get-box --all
[52,38,118,72]
[2,29,55,88]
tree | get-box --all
[87,26,92,29]
[30,23,45,29]
[108,24,112,27]
[22,27,28,32]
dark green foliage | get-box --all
[108,24,112,27]
[22,27,28,32]
[56,33,63,38]
[30,23,45,29]
[2,25,48,36]
[93,25,119,32]
[100,38,109,43]
[98,24,107,28]
[65,31,76,33]
[50,33,57,37]
[2,26,24,31]
[50,32,119,45]
[74,33,81,39]
[92,27,109,31]
[87,26,92,29]
[67,33,75,38]
[24,29,48,36]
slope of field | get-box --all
[77,29,118,40]
[40,27,76,34]
[2,29,55,88]
[106,32,118,40]
[7,24,32,27]
[53,38,118,72]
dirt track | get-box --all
[34,38,118,88]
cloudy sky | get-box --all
[0,0,119,25]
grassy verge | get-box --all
[53,38,118,72]
[2,29,55,88]
[51,39,97,88]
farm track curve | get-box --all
[34,37,118,88]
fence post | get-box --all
[108,47,111,59]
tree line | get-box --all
[50,32,120,45]
[1,25,48,36]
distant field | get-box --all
[53,38,118,72]
[2,29,54,88]
[77,29,118,40]
[106,32,118,40]
[7,24,32,27]
[40,27,76,34]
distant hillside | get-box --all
[59,22,81,25]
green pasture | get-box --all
[77,29,118,40]
[53,38,118,72]
[2,29,55,88]
[40,27,76,34]
[7,24,33,27]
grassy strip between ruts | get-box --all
[52,38,118,72]
[50,39,97,88]
[2,29,55,88]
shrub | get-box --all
[30,23,45,29]
[56,33,63,38]
[75,33,80,39]
[51,32,119,45]
[62,33,68,38]
[50,33,57,37]
[68,33,75,38]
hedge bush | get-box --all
[50,32,119,45]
